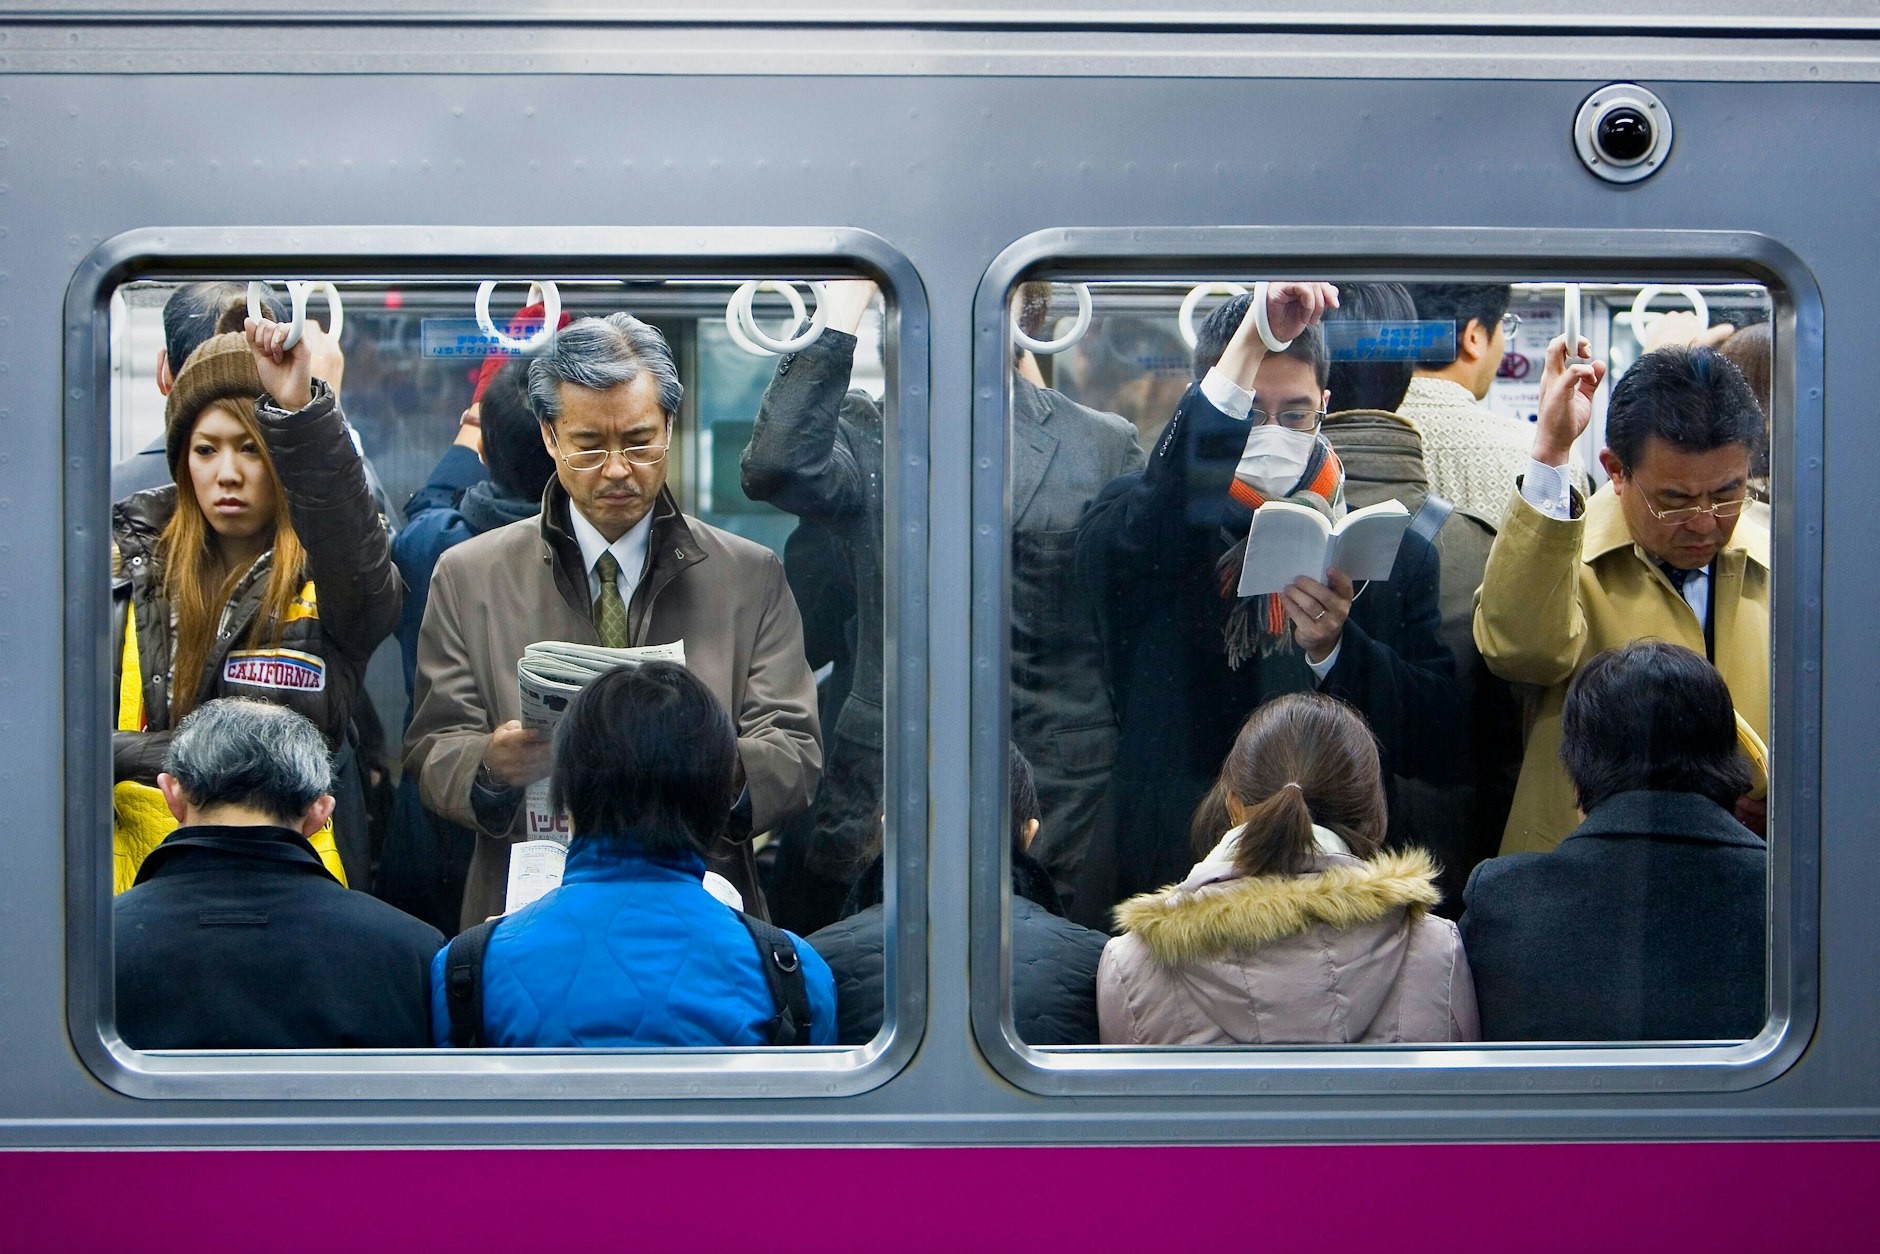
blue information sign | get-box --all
[420,317,549,359]
[1322,319,1456,363]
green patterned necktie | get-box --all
[593,551,628,648]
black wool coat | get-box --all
[1460,790,1767,1041]
[1072,383,1466,920]
[115,826,444,1049]
[807,852,1108,1046]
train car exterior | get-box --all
[3,2,1879,1246]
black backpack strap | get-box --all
[443,918,499,1048]
[1408,492,1455,547]
[737,911,813,1046]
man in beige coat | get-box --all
[1475,335,1769,856]
[404,313,821,928]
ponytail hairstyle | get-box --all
[1188,691,1388,879]
[160,395,307,720]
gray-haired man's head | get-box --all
[159,698,333,829]
[527,313,684,543]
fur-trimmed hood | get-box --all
[1096,845,1477,1046]
[1114,847,1442,966]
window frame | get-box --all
[968,226,1822,1098]
[65,226,931,1100]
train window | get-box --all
[970,232,1815,1096]
[70,231,928,1098]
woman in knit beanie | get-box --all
[110,314,402,888]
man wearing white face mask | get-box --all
[1073,283,1466,921]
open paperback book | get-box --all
[1236,498,1412,597]
[505,639,688,913]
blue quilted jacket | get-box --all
[430,838,836,1047]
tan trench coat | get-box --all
[1473,484,1770,855]
[403,483,821,928]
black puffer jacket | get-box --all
[807,852,1108,1045]
[111,381,401,783]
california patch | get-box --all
[223,648,326,692]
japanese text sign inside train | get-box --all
[421,317,549,358]
[1323,319,1457,363]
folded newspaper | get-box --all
[505,639,687,913]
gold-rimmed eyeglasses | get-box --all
[1639,494,1748,526]
[554,442,670,471]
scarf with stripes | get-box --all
[1214,435,1346,669]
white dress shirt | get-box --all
[1521,457,1709,622]
[1200,366,1257,419]
[568,503,654,612]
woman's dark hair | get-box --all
[548,661,738,856]
[1605,345,1765,473]
[1322,281,1420,414]
[1188,691,1387,878]
[1560,641,1752,813]
[1191,293,1329,389]
[480,358,558,502]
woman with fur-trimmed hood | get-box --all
[1098,692,1479,1045]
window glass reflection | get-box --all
[105,275,887,1051]
[1014,276,1773,1047]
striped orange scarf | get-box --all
[1215,438,1345,668]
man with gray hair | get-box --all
[405,314,821,927]
[115,699,442,1049]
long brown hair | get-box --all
[159,396,307,720]
[1188,692,1387,879]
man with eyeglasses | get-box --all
[1475,338,1770,855]
[1074,284,1464,913]
[405,313,821,928]
[1400,283,1579,520]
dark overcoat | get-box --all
[115,825,443,1049]
[1460,790,1768,1041]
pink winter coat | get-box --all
[1097,840,1479,1045]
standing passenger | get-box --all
[405,313,821,928]
[1474,339,1769,853]
[1097,692,1478,1045]
[1397,283,1565,520]
[741,281,1144,924]
[1074,284,1463,918]
[111,318,402,890]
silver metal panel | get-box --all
[970,227,1820,1098]
[2,2,1879,33]
[7,25,1880,82]
[0,55,1873,1145]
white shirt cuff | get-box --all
[1520,457,1576,520]
[1307,639,1342,680]
[1200,367,1255,422]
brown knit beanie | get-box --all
[163,331,265,478]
